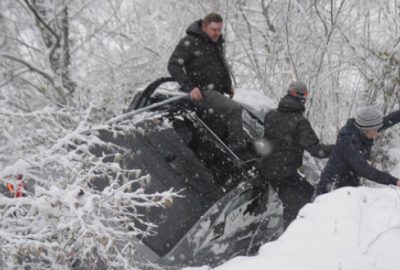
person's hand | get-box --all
[396,179,400,187]
[227,88,235,99]
[189,87,203,102]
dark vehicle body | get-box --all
[90,78,283,269]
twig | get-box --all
[1,54,55,84]
[23,0,60,59]
[363,225,400,254]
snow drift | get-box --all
[205,186,400,270]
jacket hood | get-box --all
[186,20,224,44]
[277,94,305,113]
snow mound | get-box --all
[187,186,400,270]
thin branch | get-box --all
[307,0,347,118]
[284,0,299,79]
[241,13,261,73]
[261,0,276,33]
[0,68,30,88]
[1,54,55,84]
[23,0,60,59]
[143,47,161,58]
[71,0,123,54]
[1,54,67,106]
[363,225,400,254]
[314,0,328,36]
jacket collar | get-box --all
[277,94,305,113]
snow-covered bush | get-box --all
[0,106,178,269]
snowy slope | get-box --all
[213,186,400,270]
[183,186,400,270]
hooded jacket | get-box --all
[167,20,232,94]
[318,110,400,193]
[260,95,332,180]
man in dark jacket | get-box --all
[316,106,400,195]
[259,81,332,229]
[168,13,247,153]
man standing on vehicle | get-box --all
[259,81,332,229]
[168,13,247,154]
[316,106,400,195]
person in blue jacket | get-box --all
[316,106,400,195]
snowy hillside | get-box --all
[184,186,400,270]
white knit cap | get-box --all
[355,106,383,131]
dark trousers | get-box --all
[197,90,246,148]
[269,173,315,229]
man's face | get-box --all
[202,21,223,42]
[364,129,379,139]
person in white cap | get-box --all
[316,106,400,195]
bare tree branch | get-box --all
[284,0,299,79]
[23,0,60,60]
[1,54,55,83]
[1,54,67,105]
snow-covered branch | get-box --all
[0,106,180,269]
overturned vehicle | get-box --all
[90,78,284,269]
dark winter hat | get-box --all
[354,106,383,131]
[287,81,308,98]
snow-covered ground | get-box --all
[183,185,400,270]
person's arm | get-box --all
[167,37,197,93]
[342,138,397,185]
[307,143,333,158]
[298,118,333,158]
[380,109,400,131]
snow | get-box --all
[388,146,400,176]
[183,186,400,270]
[235,88,277,112]
[0,159,30,179]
